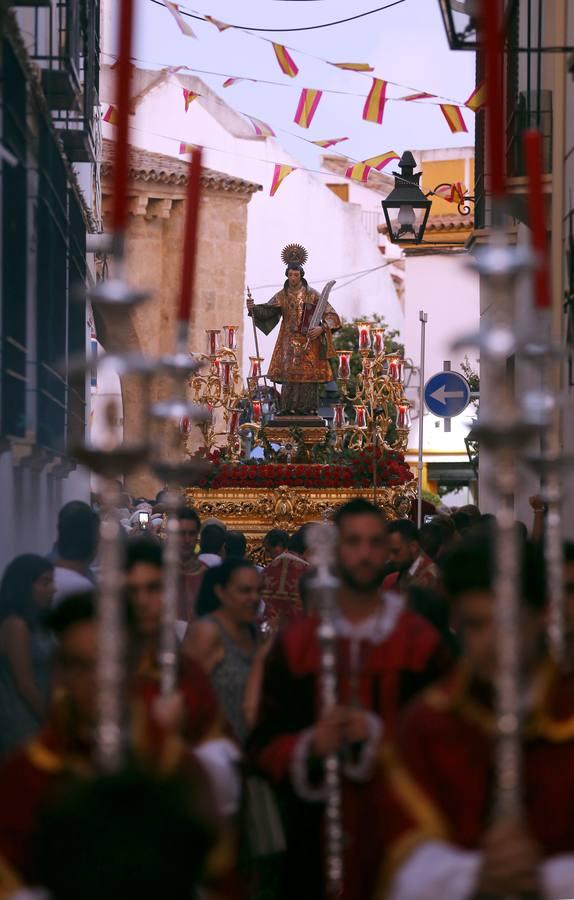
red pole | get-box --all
[112,0,135,236]
[523,129,550,309]
[177,147,203,328]
[481,0,505,198]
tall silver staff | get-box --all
[306,522,343,898]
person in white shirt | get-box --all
[198,523,226,569]
[51,502,98,606]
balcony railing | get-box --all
[473,0,553,230]
[22,0,100,162]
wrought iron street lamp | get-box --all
[382,151,475,245]
[438,0,517,51]
[381,152,432,245]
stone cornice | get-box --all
[102,139,262,198]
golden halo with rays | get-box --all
[281,243,308,268]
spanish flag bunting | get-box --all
[179,142,198,154]
[246,116,276,138]
[270,164,296,196]
[465,82,487,112]
[401,91,436,101]
[204,14,231,31]
[363,151,399,171]
[440,104,468,133]
[294,88,323,129]
[434,182,467,203]
[165,2,196,38]
[330,61,374,72]
[311,137,349,149]
[363,79,388,124]
[103,105,119,125]
[223,77,248,88]
[182,88,200,112]
[272,43,299,78]
[345,163,372,183]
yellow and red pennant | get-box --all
[204,14,231,31]
[182,88,200,112]
[270,164,296,196]
[272,43,299,78]
[165,2,196,37]
[363,79,388,124]
[103,105,119,125]
[434,182,467,203]
[345,163,372,183]
[179,142,198,154]
[246,116,276,138]
[465,82,487,112]
[440,104,468,133]
[294,88,322,129]
[363,151,399,171]
[311,137,349,149]
[330,61,374,72]
[402,91,436,102]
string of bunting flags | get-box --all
[154,0,484,134]
[103,106,472,207]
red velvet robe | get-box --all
[379,661,574,890]
[260,551,308,629]
[0,656,226,894]
[247,605,451,900]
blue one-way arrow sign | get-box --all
[424,370,471,418]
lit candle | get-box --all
[223,325,238,350]
[523,129,550,309]
[212,356,221,377]
[357,322,371,352]
[372,327,385,356]
[355,405,368,429]
[178,147,203,327]
[397,403,410,429]
[333,404,346,429]
[389,357,404,384]
[337,351,351,380]
[206,330,221,357]
[252,400,262,423]
[249,357,263,378]
[179,415,191,435]
[228,407,240,434]
[481,0,505,198]
[112,0,135,236]
[221,359,232,388]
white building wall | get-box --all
[402,251,480,502]
[100,66,404,376]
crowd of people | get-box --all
[0,488,572,899]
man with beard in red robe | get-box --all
[248,499,452,900]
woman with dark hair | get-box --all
[183,559,260,743]
[0,555,55,757]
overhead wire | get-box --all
[148,0,406,32]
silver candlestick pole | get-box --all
[306,522,343,898]
[151,335,210,697]
[455,236,542,828]
[76,252,155,772]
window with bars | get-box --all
[473,0,553,230]
[1,41,28,438]
[1,34,88,453]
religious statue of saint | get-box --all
[246,244,341,416]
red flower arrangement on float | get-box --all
[190,446,414,490]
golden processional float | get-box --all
[179,311,416,548]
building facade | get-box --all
[465,0,573,530]
[0,1,100,570]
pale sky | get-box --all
[122,0,476,173]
